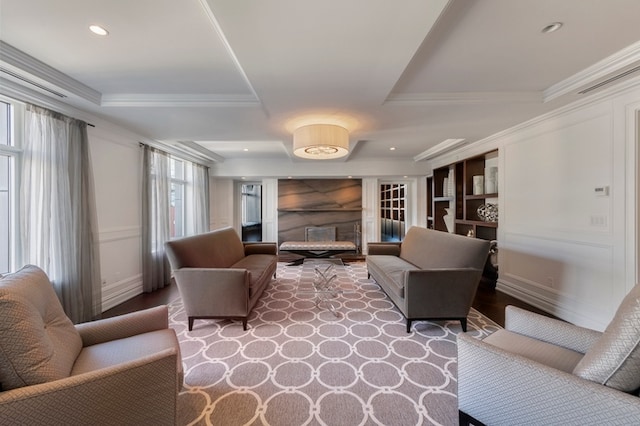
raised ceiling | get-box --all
[2,0,640,168]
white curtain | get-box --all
[142,145,172,292]
[21,104,102,323]
[142,146,210,292]
[188,162,210,235]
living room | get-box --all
[2,1,640,424]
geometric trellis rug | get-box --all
[170,262,500,426]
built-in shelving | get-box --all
[428,149,498,241]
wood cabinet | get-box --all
[427,150,498,241]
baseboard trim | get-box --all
[101,274,143,312]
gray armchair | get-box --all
[0,265,182,426]
[457,285,640,425]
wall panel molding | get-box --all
[99,226,141,243]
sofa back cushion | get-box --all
[165,227,246,269]
[573,283,640,392]
[0,265,82,390]
[400,226,490,270]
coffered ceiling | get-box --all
[2,0,640,169]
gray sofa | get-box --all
[366,226,490,332]
[0,265,182,426]
[165,227,278,331]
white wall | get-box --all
[88,126,143,311]
[427,79,640,331]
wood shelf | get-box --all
[278,208,362,212]
[456,219,498,228]
[465,193,498,200]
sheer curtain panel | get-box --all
[190,162,210,235]
[142,145,172,292]
[21,104,102,323]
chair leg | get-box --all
[460,318,467,332]
[188,317,195,331]
[459,410,485,426]
[242,318,248,331]
[406,319,412,333]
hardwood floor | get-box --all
[103,270,554,327]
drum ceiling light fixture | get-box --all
[293,124,349,159]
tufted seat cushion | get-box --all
[0,265,83,390]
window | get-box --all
[0,99,20,274]
[170,158,186,238]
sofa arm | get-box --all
[367,242,401,256]
[244,242,278,256]
[76,305,169,347]
[457,333,640,425]
[505,305,602,354]
[174,268,250,316]
[0,348,179,426]
[404,268,482,318]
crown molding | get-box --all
[413,138,466,162]
[101,93,260,107]
[384,91,542,105]
[176,141,225,163]
[544,40,640,103]
[427,75,640,169]
[0,41,102,105]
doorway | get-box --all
[380,182,407,242]
[241,183,262,242]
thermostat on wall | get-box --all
[594,186,609,197]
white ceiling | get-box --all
[2,0,640,168]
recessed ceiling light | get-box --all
[243,148,249,152]
[541,22,563,34]
[390,147,396,151]
[89,25,109,36]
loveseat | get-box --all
[366,226,490,332]
[165,227,278,331]
[0,265,182,426]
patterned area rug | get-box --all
[171,262,499,426]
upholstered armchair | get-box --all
[457,284,640,425]
[0,265,183,426]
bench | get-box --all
[279,226,357,265]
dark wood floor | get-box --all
[103,269,555,327]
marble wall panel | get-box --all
[278,179,362,245]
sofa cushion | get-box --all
[366,255,419,298]
[573,284,640,392]
[484,329,584,374]
[71,329,182,382]
[0,265,83,390]
[232,254,276,297]
[400,226,489,271]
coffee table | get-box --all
[296,258,356,317]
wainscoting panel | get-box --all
[498,231,615,331]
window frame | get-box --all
[0,96,24,274]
